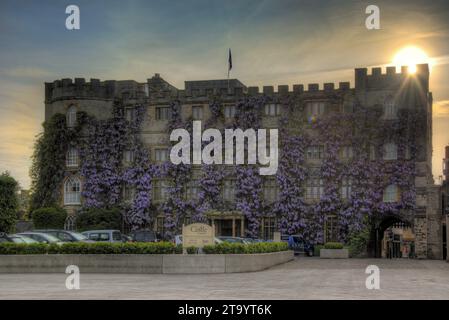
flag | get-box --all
[228,48,232,76]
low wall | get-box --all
[0,251,294,274]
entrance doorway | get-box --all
[443,225,447,260]
[370,217,415,258]
[212,218,243,237]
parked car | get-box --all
[173,235,223,246]
[121,234,133,242]
[283,234,314,256]
[34,229,92,242]
[9,234,38,244]
[217,236,250,244]
[0,232,13,243]
[129,229,159,242]
[243,238,265,243]
[18,232,63,244]
[81,230,124,243]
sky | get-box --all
[0,0,449,189]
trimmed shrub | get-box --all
[203,242,288,254]
[76,208,123,232]
[314,244,324,256]
[0,241,288,255]
[324,242,344,249]
[31,207,67,229]
[186,246,198,254]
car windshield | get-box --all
[68,232,88,241]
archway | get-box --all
[368,216,415,258]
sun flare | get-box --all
[393,46,430,74]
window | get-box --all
[123,186,135,202]
[224,105,236,119]
[155,148,169,162]
[185,180,199,200]
[340,146,353,159]
[66,147,79,167]
[325,215,338,242]
[113,232,122,241]
[153,180,169,201]
[383,184,399,203]
[264,104,281,116]
[192,106,203,120]
[156,217,165,236]
[383,143,398,160]
[67,105,77,128]
[306,145,325,159]
[125,108,135,122]
[384,97,397,119]
[306,176,324,200]
[88,233,110,241]
[123,150,134,164]
[262,217,276,240]
[306,101,325,118]
[222,180,236,202]
[369,145,376,160]
[155,106,171,120]
[341,177,352,200]
[405,145,411,160]
[263,179,279,203]
[64,177,81,205]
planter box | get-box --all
[0,251,294,274]
[319,248,349,259]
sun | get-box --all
[392,46,430,74]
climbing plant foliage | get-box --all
[31,93,420,242]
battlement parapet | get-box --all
[45,78,147,102]
[355,64,429,91]
[245,82,352,96]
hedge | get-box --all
[324,242,344,249]
[202,242,288,254]
[0,241,288,255]
[0,242,179,255]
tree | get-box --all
[0,171,19,233]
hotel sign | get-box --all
[182,223,215,248]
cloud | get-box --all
[433,100,449,118]
[1,67,54,79]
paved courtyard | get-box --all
[0,258,448,299]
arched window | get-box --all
[66,147,79,167]
[67,105,77,127]
[383,143,397,160]
[64,177,81,205]
[383,97,397,119]
[383,184,399,203]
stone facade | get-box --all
[43,64,443,259]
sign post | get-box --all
[182,223,215,254]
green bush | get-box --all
[324,242,344,249]
[314,244,324,256]
[347,228,370,257]
[76,208,122,232]
[203,242,288,254]
[31,207,67,229]
[186,246,198,254]
[0,172,19,233]
[0,243,48,255]
[0,241,178,255]
[0,241,289,255]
